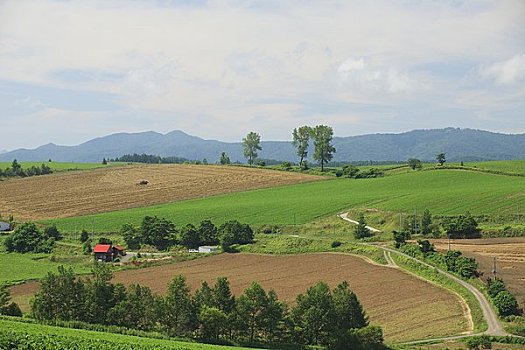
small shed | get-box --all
[198,246,219,253]
[93,244,113,262]
[0,221,11,232]
[112,245,126,259]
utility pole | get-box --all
[517,199,521,222]
[492,256,497,277]
[448,234,451,251]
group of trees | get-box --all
[291,125,336,171]
[406,153,446,170]
[241,124,336,171]
[396,209,479,239]
[4,223,61,253]
[0,160,52,178]
[397,240,479,279]
[338,165,384,179]
[31,265,383,349]
[442,212,481,238]
[112,154,190,164]
[121,216,253,251]
[486,278,520,317]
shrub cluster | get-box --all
[121,217,253,251]
[398,241,478,279]
[0,159,52,178]
[4,223,61,253]
[30,265,384,349]
[486,278,520,317]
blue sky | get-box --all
[0,0,524,151]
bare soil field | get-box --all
[110,253,468,342]
[433,237,525,306]
[0,165,322,220]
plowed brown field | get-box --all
[110,253,469,342]
[433,237,525,307]
[0,165,322,220]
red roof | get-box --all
[93,244,112,253]
[113,245,125,251]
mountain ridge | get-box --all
[1,127,524,163]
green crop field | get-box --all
[0,318,256,350]
[466,160,525,175]
[0,161,128,171]
[0,252,91,284]
[46,169,525,233]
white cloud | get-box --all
[0,0,524,149]
[478,54,525,84]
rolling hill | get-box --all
[1,127,524,163]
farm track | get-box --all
[0,165,323,221]
[334,213,511,344]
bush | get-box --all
[4,222,55,253]
[493,291,519,316]
[464,335,491,349]
[331,241,342,248]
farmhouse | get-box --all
[93,244,126,262]
[0,221,11,232]
[198,246,218,253]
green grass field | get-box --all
[46,169,525,233]
[466,160,525,175]
[0,161,128,172]
[0,252,92,284]
[0,318,256,350]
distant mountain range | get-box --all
[1,128,524,163]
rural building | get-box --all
[198,246,218,253]
[0,221,11,232]
[93,244,126,262]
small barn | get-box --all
[94,244,126,262]
[93,244,113,262]
[0,221,11,232]
[198,246,219,253]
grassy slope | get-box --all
[47,169,525,233]
[0,318,255,350]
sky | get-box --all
[0,0,524,151]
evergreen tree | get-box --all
[354,214,372,239]
[162,275,195,336]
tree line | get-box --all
[111,153,191,164]
[29,264,384,349]
[0,159,52,178]
[121,216,254,252]
[4,222,61,253]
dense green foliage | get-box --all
[353,214,372,239]
[112,153,189,164]
[28,265,382,349]
[4,222,59,253]
[0,159,52,178]
[242,132,262,166]
[48,170,525,233]
[442,212,481,238]
[0,285,21,317]
[311,125,336,172]
[486,278,520,317]
[121,216,251,251]
[398,243,478,279]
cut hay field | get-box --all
[108,253,469,342]
[433,237,525,307]
[48,169,525,233]
[0,164,322,221]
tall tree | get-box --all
[353,214,371,239]
[332,281,368,330]
[421,209,432,235]
[163,275,194,336]
[219,152,230,165]
[292,126,312,167]
[311,125,336,172]
[407,158,422,170]
[242,132,262,166]
[436,153,446,166]
[292,281,335,345]
[236,282,269,342]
